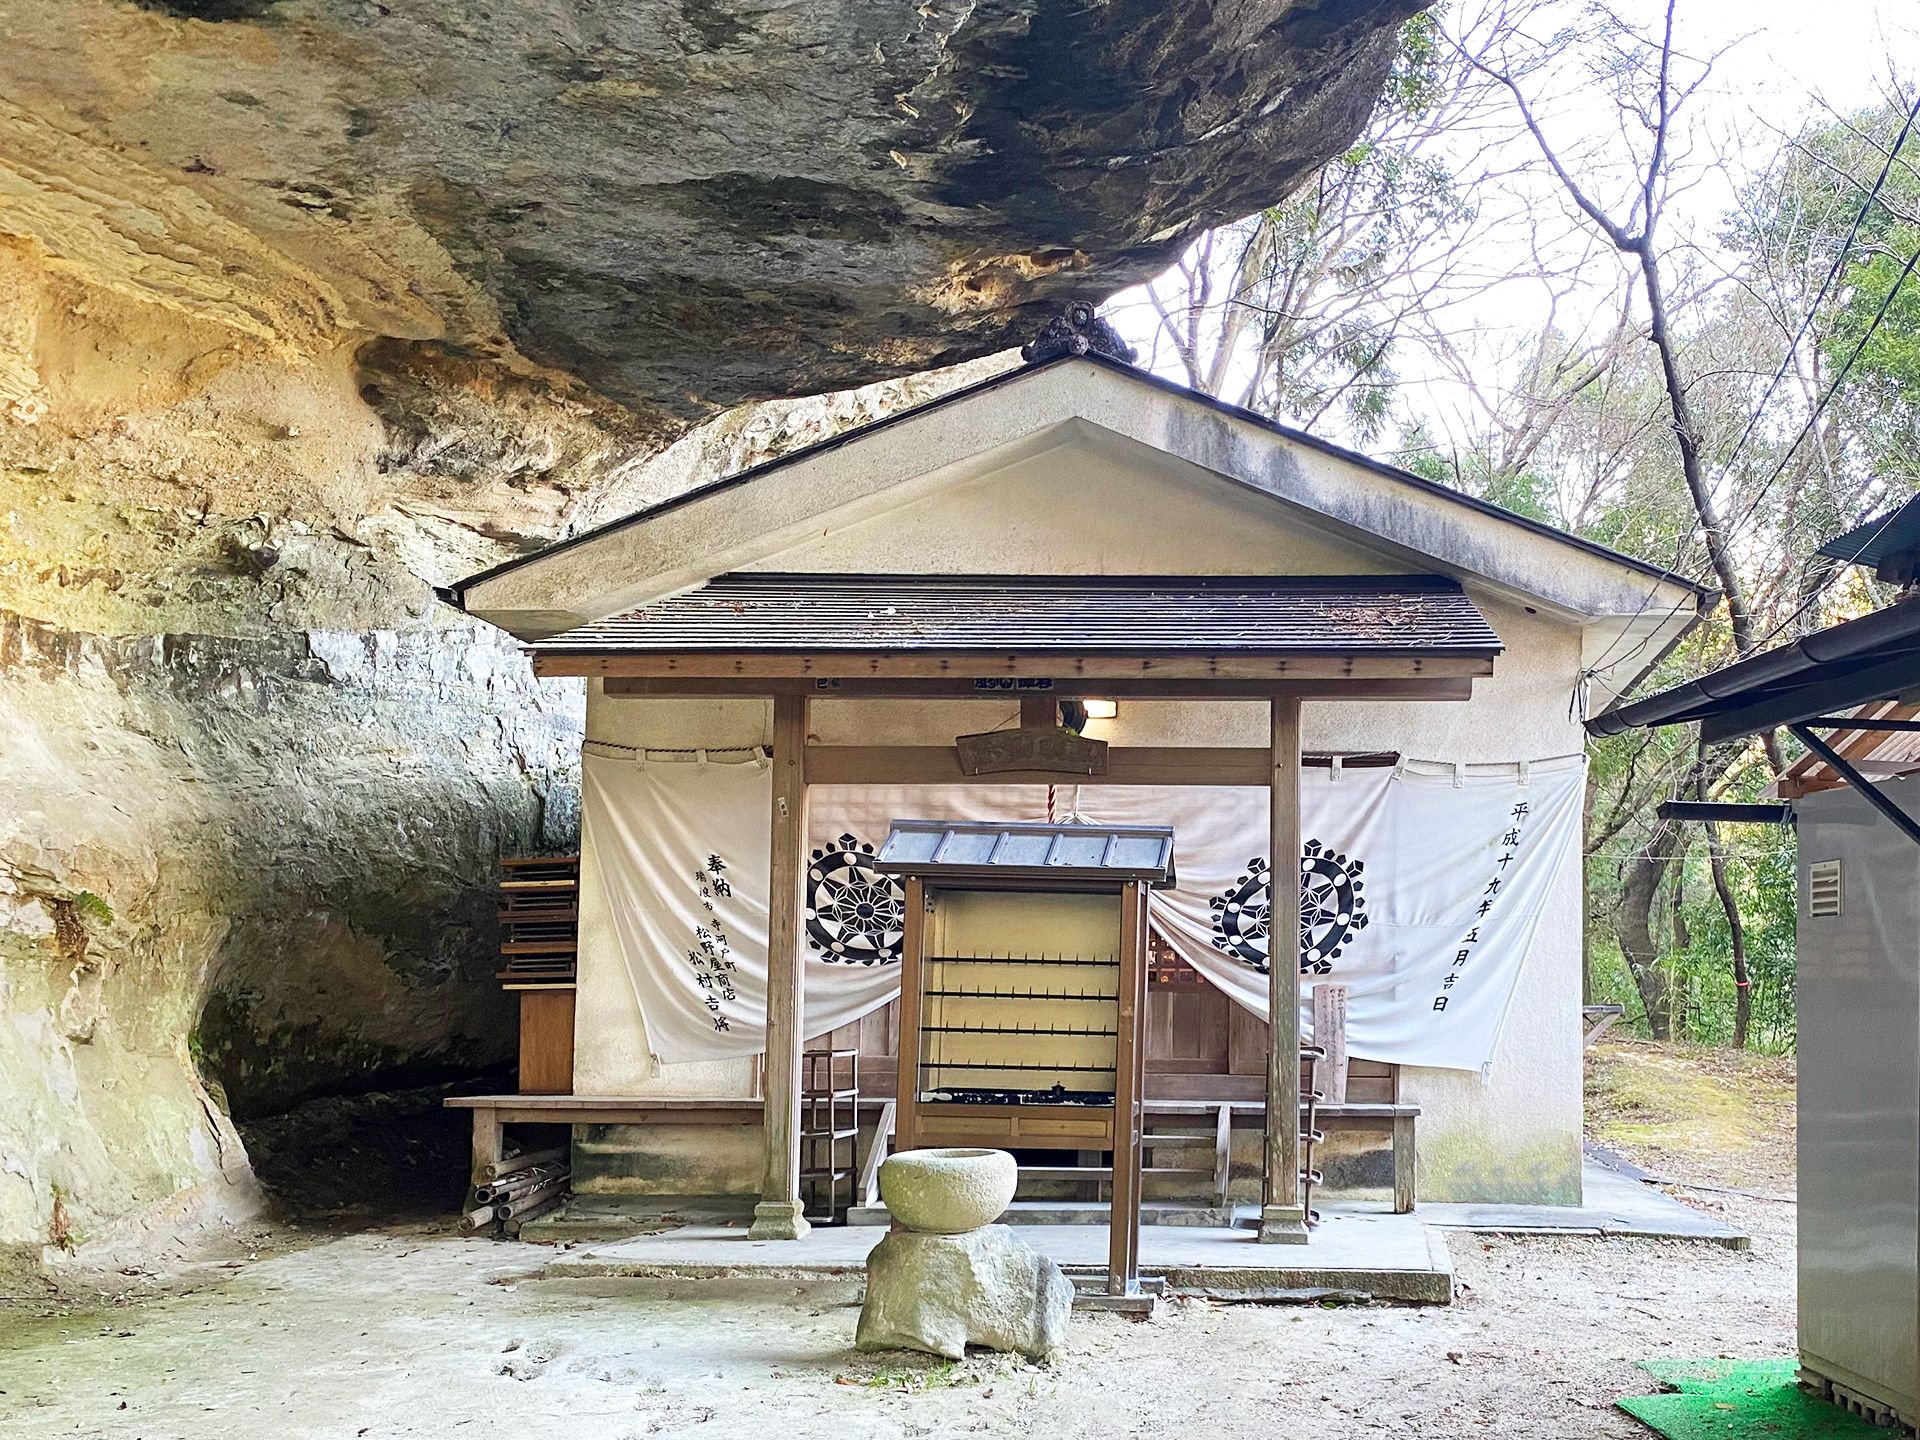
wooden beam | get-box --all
[1020,694,1057,728]
[1260,695,1309,1243]
[750,693,811,1241]
[1777,699,1916,798]
[540,652,1494,681]
[600,676,1476,701]
[804,745,1277,787]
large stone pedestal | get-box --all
[857,1224,1074,1359]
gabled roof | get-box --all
[531,572,1502,659]
[449,355,1709,687]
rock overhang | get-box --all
[0,0,1429,419]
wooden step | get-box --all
[1015,1165,1210,1181]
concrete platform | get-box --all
[847,1198,1236,1227]
[543,1209,1458,1304]
[840,1162,1745,1247]
[1414,1160,1750,1249]
[536,1161,1744,1306]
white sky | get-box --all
[1107,0,1920,455]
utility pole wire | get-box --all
[1593,92,1920,686]
[1468,0,1768,735]
[1714,90,1920,550]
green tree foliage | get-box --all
[1573,99,1920,1048]
[1137,14,1920,1053]
[1402,98,1920,1049]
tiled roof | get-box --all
[530,573,1503,656]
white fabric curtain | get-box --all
[581,752,904,1064]
[580,749,1584,1073]
[1069,757,1585,1071]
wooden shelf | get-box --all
[502,856,581,1089]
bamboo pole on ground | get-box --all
[483,1146,567,1182]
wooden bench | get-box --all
[444,1093,904,1193]
[445,1095,765,1186]
[1141,1096,1420,1214]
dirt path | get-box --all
[0,1042,1796,1439]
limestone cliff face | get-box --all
[0,0,1421,1269]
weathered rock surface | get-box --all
[857,1223,1075,1359]
[0,0,1422,419]
[0,0,1424,1270]
[0,604,580,1258]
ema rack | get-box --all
[874,819,1177,1300]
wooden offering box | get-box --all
[875,820,1176,1296]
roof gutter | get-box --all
[1585,600,1920,738]
[1592,586,1718,713]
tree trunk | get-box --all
[1619,831,1685,1041]
[1636,243,1760,659]
[1704,822,1752,1048]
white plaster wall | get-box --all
[569,467,1590,1201]
[750,430,1406,578]
[1307,599,1587,1204]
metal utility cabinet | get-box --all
[875,819,1176,1297]
[1796,780,1920,1428]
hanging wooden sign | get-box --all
[955,726,1109,776]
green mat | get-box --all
[1617,1359,1889,1438]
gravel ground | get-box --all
[0,1043,1797,1439]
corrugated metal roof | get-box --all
[875,820,1177,887]
[1817,493,1920,568]
[530,573,1502,656]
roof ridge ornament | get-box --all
[1021,301,1137,366]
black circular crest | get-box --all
[1209,858,1272,969]
[1208,841,1369,975]
[1299,839,1368,974]
[805,833,904,965]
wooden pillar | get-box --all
[1108,880,1147,1293]
[1260,695,1310,1243]
[751,693,811,1240]
[893,877,926,1163]
[469,1107,501,1191]
[1311,983,1348,1106]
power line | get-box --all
[1586,223,1920,688]
[1715,90,1920,539]
[1582,95,1920,686]
[1729,238,1920,657]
